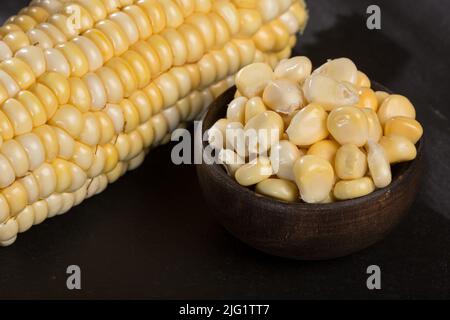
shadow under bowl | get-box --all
[196,83,424,260]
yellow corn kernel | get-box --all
[109,11,139,45]
[123,5,153,40]
[0,109,15,140]
[96,20,129,56]
[306,139,340,164]
[357,87,378,112]
[1,139,30,177]
[0,154,15,188]
[138,0,167,33]
[95,111,116,145]
[3,181,28,216]
[334,177,375,200]
[44,48,71,77]
[39,72,71,105]
[334,144,367,180]
[96,66,125,103]
[72,142,94,171]
[293,155,335,204]
[83,28,114,62]
[121,50,151,89]
[1,58,35,90]
[356,71,371,88]
[30,82,59,118]
[50,104,84,138]
[56,42,89,77]
[1,98,33,136]
[256,178,299,202]
[33,125,59,162]
[3,30,30,52]
[375,90,389,106]
[379,135,417,164]
[377,94,416,125]
[106,57,138,98]
[53,127,75,160]
[327,106,369,147]
[384,117,423,144]
[15,46,47,77]
[16,132,46,170]
[147,34,173,73]
[178,24,205,63]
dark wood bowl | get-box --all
[196,83,423,260]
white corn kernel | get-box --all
[361,108,382,142]
[235,62,273,98]
[286,103,328,146]
[235,156,273,186]
[262,78,304,114]
[303,74,359,111]
[208,118,229,150]
[226,96,247,124]
[244,111,284,155]
[269,140,302,181]
[274,56,311,84]
[312,57,358,84]
[218,148,244,177]
[366,140,392,188]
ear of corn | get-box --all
[0,0,308,246]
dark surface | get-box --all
[0,0,449,299]
[198,84,423,260]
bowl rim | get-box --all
[199,82,424,212]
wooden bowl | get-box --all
[196,83,423,260]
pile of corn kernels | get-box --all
[208,56,423,203]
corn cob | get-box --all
[0,0,308,246]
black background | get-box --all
[0,0,449,299]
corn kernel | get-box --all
[366,140,391,188]
[262,78,304,114]
[379,135,417,164]
[293,155,335,203]
[303,74,359,111]
[287,103,328,146]
[333,177,375,200]
[384,116,423,144]
[269,140,302,181]
[274,56,312,84]
[256,178,299,202]
[327,106,369,147]
[235,62,273,98]
[312,57,358,85]
[306,139,340,164]
[235,156,273,186]
[334,144,367,180]
[377,94,416,125]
